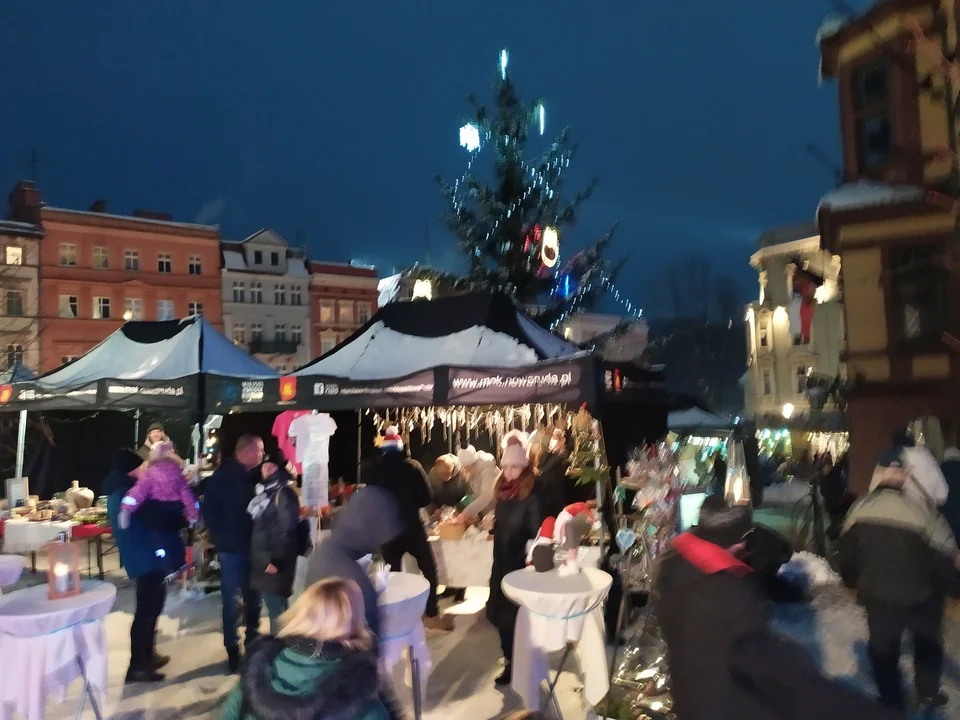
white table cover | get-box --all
[502,567,612,711]
[401,538,601,587]
[0,581,116,720]
[0,556,24,588]
[2,520,76,554]
[378,571,432,702]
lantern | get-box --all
[46,533,81,600]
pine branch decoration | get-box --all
[566,407,609,486]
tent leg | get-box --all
[356,412,362,485]
[134,409,141,446]
[15,410,27,478]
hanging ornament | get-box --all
[541,226,559,267]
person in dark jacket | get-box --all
[105,448,187,684]
[203,434,265,673]
[839,463,958,711]
[219,578,402,720]
[302,486,403,640]
[710,449,727,497]
[365,426,452,631]
[248,451,301,634]
[658,495,901,720]
[426,454,473,512]
[535,426,571,519]
[487,431,543,687]
[940,445,960,541]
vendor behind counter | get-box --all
[427,455,473,511]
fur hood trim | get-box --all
[242,635,382,720]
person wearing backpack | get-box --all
[248,450,302,634]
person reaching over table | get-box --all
[455,444,500,524]
[486,431,543,687]
[105,448,188,684]
[427,454,472,514]
[219,578,403,720]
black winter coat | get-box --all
[537,449,569,519]
[202,458,258,556]
[250,472,301,598]
[657,532,900,720]
[838,486,957,606]
[364,450,431,528]
[486,484,543,630]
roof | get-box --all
[309,261,378,278]
[756,222,818,250]
[42,207,219,236]
[294,291,583,380]
[0,219,43,238]
[817,180,925,214]
[220,237,309,276]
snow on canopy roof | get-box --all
[294,291,584,380]
[668,408,735,431]
[817,180,924,214]
[37,315,277,387]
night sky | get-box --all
[0,2,870,318]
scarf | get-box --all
[497,469,535,501]
[247,480,282,520]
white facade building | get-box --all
[0,219,43,374]
[561,313,648,361]
[221,229,312,372]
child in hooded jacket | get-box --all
[119,442,199,529]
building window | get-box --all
[795,366,812,394]
[157,299,174,321]
[251,323,263,341]
[291,324,303,344]
[157,253,172,273]
[852,60,892,169]
[59,243,77,267]
[253,250,263,265]
[275,323,286,341]
[251,282,263,304]
[357,304,370,324]
[291,285,303,306]
[6,344,22,369]
[319,302,334,324]
[5,247,22,265]
[270,251,280,266]
[321,336,337,355]
[5,290,23,316]
[188,302,203,316]
[274,284,286,305]
[94,296,111,320]
[339,303,353,324]
[759,320,769,348]
[890,245,946,342]
[232,281,246,303]
[93,246,109,269]
[60,355,78,366]
[232,323,246,345]
[124,250,140,271]
[59,295,78,318]
[124,298,143,320]
[762,368,773,396]
[188,255,202,275]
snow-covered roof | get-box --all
[817,180,925,214]
[37,315,277,387]
[43,207,218,232]
[815,14,847,46]
[223,250,246,270]
[295,292,584,380]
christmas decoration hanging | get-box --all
[541,225,559,267]
[566,406,609,486]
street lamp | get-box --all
[782,403,795,420]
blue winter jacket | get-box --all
[105,470,187,580]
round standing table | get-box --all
[502,566,612,716]
[0,581,116,720]
[0,555,25,591]
[378,571,431,720]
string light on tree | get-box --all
[459,123,481,152]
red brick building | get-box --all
[308,262,378,358]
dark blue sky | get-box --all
[0,1,867,317]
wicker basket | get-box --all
[436,523,466,540]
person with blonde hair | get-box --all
[220,578,403,720]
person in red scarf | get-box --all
[485,431,543,687]
[657,495,901,719]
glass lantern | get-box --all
[46,533,81,600]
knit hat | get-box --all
[501,430,529,468]
[457,445,479,468]
[381,425,404,452]
[693,495,753,549]
[114,448,144,475]
[146,422,164,434]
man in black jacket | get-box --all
[202,434,264,673]
[658,495,899,719]
[365,426,453,631]
[839,462,958,711]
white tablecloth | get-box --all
[0,556,24,589]
[378,571,432,702]
[502,567,612,711]
[0,580,116,720]
[2,520,77,554]
[402,538,602,587]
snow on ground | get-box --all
[7,554,589,719]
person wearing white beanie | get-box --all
[456,444,500,523]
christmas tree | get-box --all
[413,49,625,331]
[566,406,609,486]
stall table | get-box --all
[0,520,113,580]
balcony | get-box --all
[249,339,299,355]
